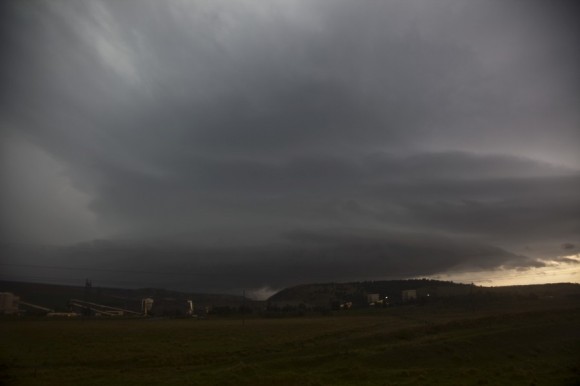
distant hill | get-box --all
[0,280,256,315]
[484,282,580,297]
[268,279,470,307]
[267,279,580,309]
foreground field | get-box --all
[1,299,579,386]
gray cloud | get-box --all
[1,0,579,292]
[0,233,541,293]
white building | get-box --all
[367,293,380,304]
[0,292,20,315]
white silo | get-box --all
[142,298,154,316]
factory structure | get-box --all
[0,292,66,316]
[0,292,20,315]
[0,291,200,318]
[0,277,253,318]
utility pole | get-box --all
[84,279,92,316]
[242,289,246,326]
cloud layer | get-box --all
[1,0,579,291]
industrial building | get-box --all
[366,293,380,304]
[0,292,20,315]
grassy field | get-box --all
[1,299,579,385]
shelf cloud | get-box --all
[1,0,579,292]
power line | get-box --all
[0,263,209,277]
[0,273,165,288]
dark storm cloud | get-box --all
[0,234,539,293]
[1,0,579,291]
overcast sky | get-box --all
[1,0,579,294]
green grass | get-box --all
[1,301,579,385]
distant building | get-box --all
[0,292,20,315]
[367,293,380,304]
[402,289,417,302]
[141,298,154,316]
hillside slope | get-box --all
[268,279,580,309]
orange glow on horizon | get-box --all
[428,254,580,287]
